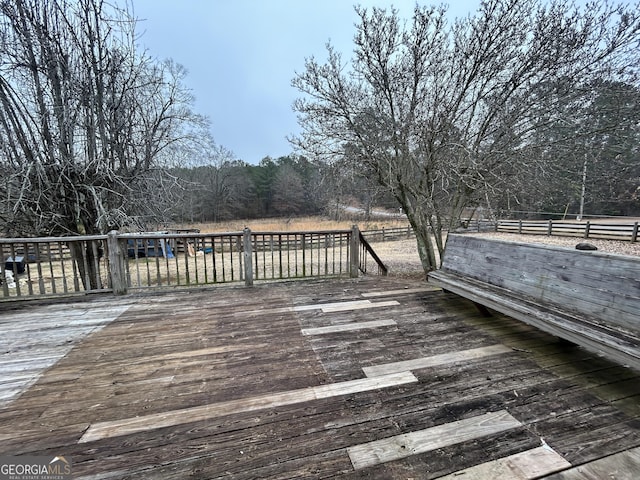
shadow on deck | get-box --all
[0,276,639,479]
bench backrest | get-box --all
[441,234,640,336]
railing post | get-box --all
[243,227,253,286]
[632,222,638,243]
[107,230,127,295]
[350,225,360,278]
[584,221,591,239]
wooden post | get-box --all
[547,219,552,236]
[350,225,360,278]
[243,227,253,286]
[107,230,127,295]
[584,221,591,239]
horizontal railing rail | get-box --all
[0,226,390,301]
[361,225,414,242]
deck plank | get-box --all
[0,276,638,479]
[362,344,512,377]
[437,445,571,480]
[301,319,397,335]
[79,371,418,443]
[347,410,522,470]
[0,302,130,407]
[541,446,640,479]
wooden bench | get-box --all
[428,234,640,371]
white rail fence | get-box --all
[495,220,639,242]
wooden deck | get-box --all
[0,276,639,479]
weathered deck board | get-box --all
[437,445,571,479]
[347,410,523,469]
[79,371,419,443]
[301,319,397,335]
[0,303,132,407]
[362,344,512,377]
[542,445,640,479]
[0,276,638,479]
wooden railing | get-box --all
[0,226,389,301]
[359,232,388,276]
[0,235,108,298]
[361,225,415,242]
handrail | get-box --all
[359,232,388,276]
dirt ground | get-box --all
[368,238,425,278]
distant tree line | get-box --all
[167,153,398,224]
[166,144,639,226]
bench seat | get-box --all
[428,234,640,371]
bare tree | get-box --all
[198,146,256,222]
[0,0,204,287]
[292,0,640,272]
[272,164,305,215]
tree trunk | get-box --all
[68,241,102,291]
[403,208,439,274]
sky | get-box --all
[130,1,481,164]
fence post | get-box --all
[632,222,638,243]
[107,230,127,295]
[350,225,360,278]
[243,227,253,286]
[547,219,552,236]
[584,221,591,239]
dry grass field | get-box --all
[175,216,426,277]
[168,215,409,234]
